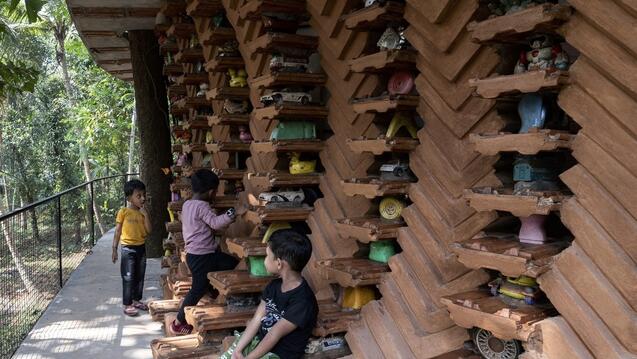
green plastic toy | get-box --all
[248,256,270,277]
[368,240,395,263]
[270,121,316,141]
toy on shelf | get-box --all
[270,121,316,140]
[289,152,316,175]
[305,336,347,356]
[218,40,240,57]
[488,275,543,305]
[259,189,305,207]
[379,196,404,220]
[248,256,269,277]
[377,26,408,51]
[518,93,546,133]
[471,327,522,359]
[513,155,560,194]
[387,71,414,95]
[196,83,208,97]
[514,35,569,74]
[262,222,292,243]
[228,68,247,87]
[260,88,312,106]
[341,286,375,310]
[385,112,418,138]
[224,99,249,114]
[238,126,253,143]
[379,161,415,181]
[518,214,548,244]
[368,240,395,263]
[487,0,552,17]
[269,55,308,73]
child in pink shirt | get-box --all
[172,169,238,335]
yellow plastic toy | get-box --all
[168,208,176,222]
[228,68,248,88]
[164,249,173,257]
[206,130,214,143]
[289,152,316,175]
[342,286,375,310]
[385,112,418,139]
[379,196,405,220]
[262,221,292,243]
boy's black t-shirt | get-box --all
[257,278,318,359]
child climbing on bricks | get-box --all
[112,179,152,317]
[171,168,239,334]
[221,229,318,359]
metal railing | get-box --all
[0,174,138,358]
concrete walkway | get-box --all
[13,229,164,359]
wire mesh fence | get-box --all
[0,174,135,358]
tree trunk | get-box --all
[128,30,171,258]
[11,145,41,243]
[54,24,106,236]
[1,177,36,293]
[127,108,136,180]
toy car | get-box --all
[269,55,308,73]
[224,99,249,114]
[380,161,415,181]
[260,88,312,106]
[259,189,305,205]
[377,26,408,51]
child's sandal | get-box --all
[123,306,138,317]
[133,302,148,311]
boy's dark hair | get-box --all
[124,179,146,197]
[268,229,312,272]
[191,169,220,194]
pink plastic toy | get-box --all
[519,214,547,245]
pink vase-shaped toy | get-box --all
[519,214,547,244]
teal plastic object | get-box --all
[270,121,316,140]
[518,93,546,134]
[248,256,270,277]
[513,156,557,182]
[368,240,395,263]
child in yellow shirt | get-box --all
[112,179,152,316]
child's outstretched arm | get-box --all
[112,222,122,263]
[232,300,266,359]
[201,206,234,230]
[245,318,297,359]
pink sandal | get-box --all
[133,301,148,311]
[123,306,138,317]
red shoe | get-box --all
[171,319,193,335]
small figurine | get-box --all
[519,214,548,244]
[228,68,247,88]
[368,240,395,263]
[218,40,239,57]
[289,152,316,175]
[487,0,549,17]
[514,35,569,74]
[196,83,208,97]
[518,93,546,133]
[176,153,189,167]
[205,130,213,143]
[365,0,387,7]
[238,126,253,143]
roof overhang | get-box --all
[67,0,162,82]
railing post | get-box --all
[57,196,63,288]
[89,181,95,246]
